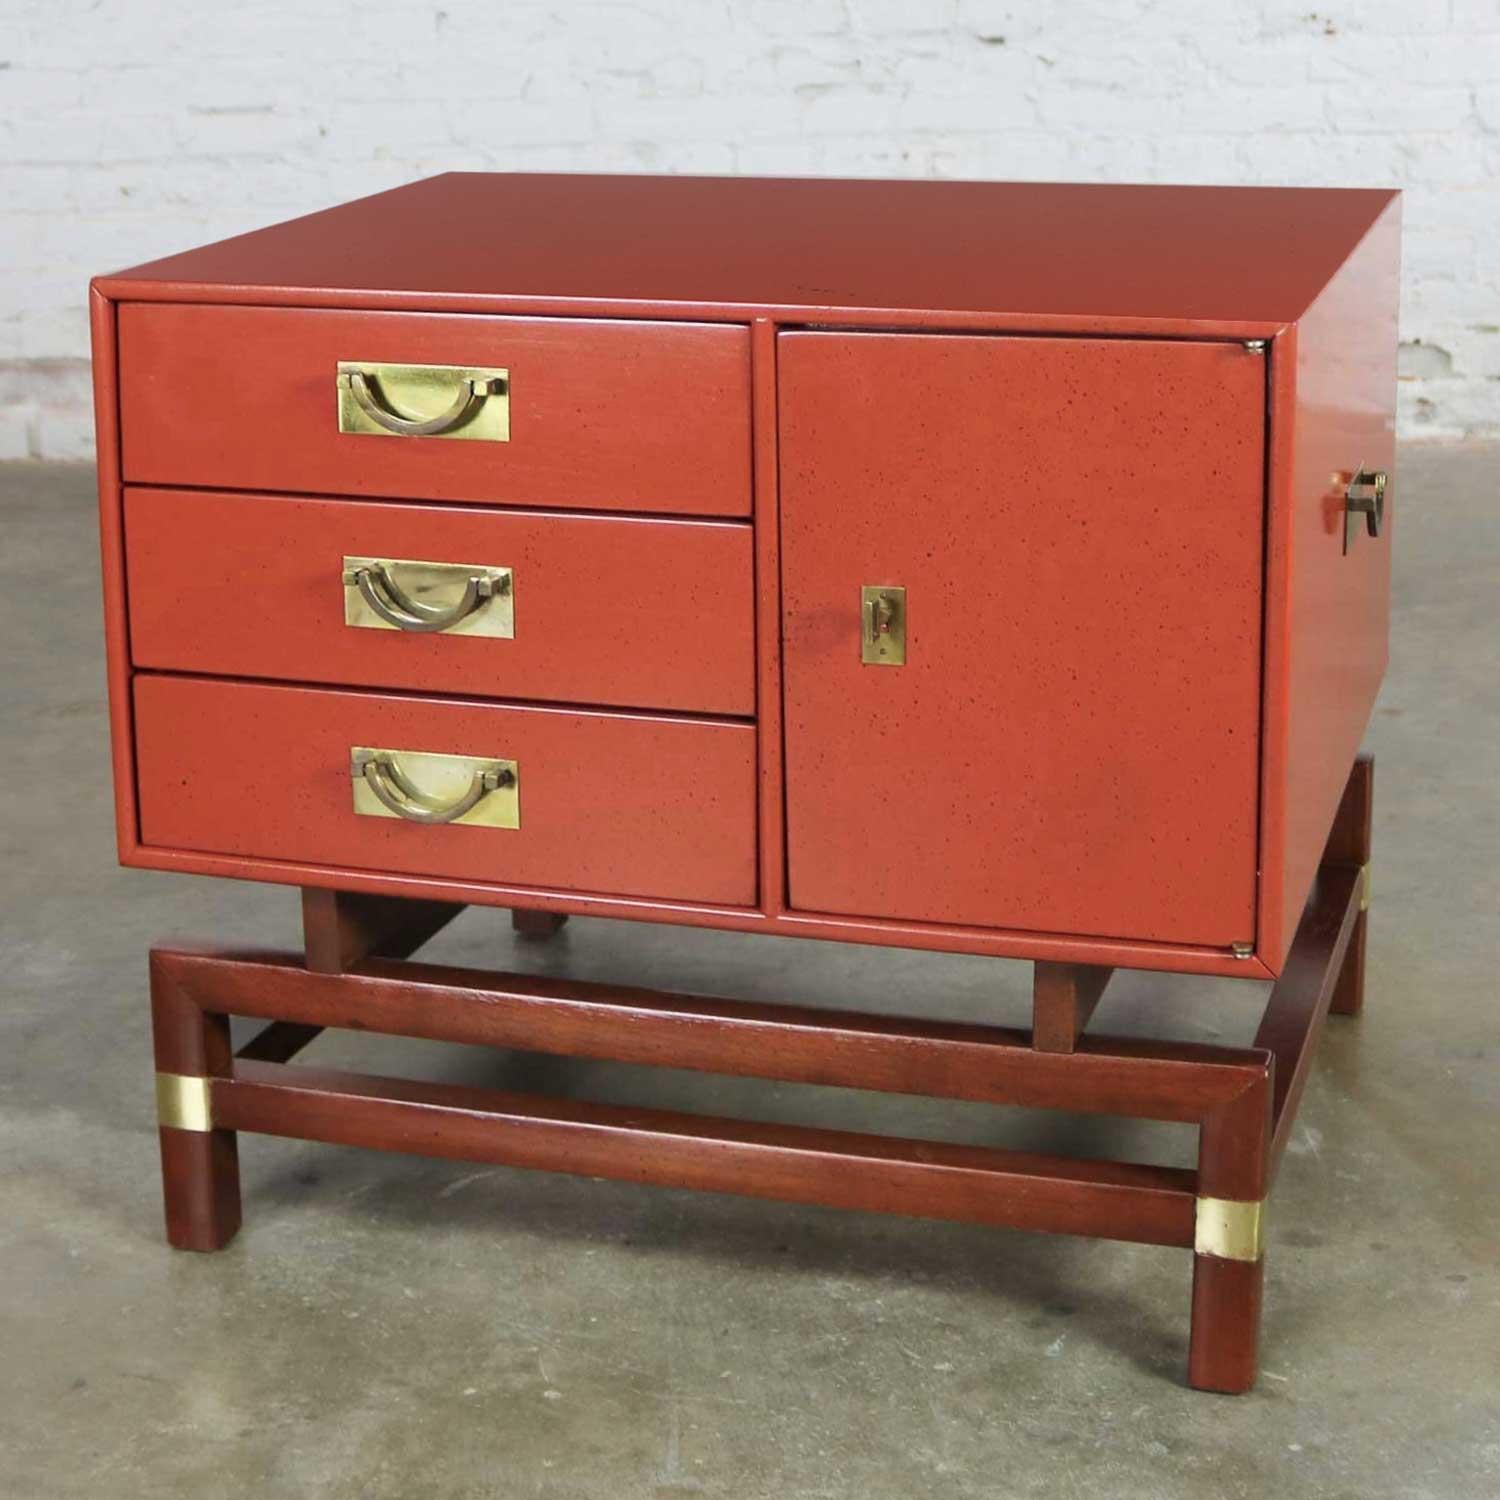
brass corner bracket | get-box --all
[1195,1196,1265,1262]
[156,1072,213,1133]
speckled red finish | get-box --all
[133,676,758,906]
[124,488,755,715]
[92,173,1401,979]
[1258,196,1401,966]
[780,332,1265,947]
[97,173,1392,336]
[117,304,752,515]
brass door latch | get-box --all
[861,585,906,666]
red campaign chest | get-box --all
[92,173,1399,1394]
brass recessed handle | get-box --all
[346,561,505,633]
[1343,466,1388,552]
[336,363,510,438]
[342,556,514,638]
[339,369,498,436]
[351,750,514,825]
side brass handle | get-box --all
[350,751,514,825]
[1343,466,1389,552]
[338,369,501,437]
[346,561,504,633]
[1345,468,1387,537]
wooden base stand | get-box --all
[147,757,1373,1393]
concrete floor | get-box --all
[1,450,1496,1499]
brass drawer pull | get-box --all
[336,362,510,442]
[350,748,519,828]
[342,556,514,638]
[357,754,503,823]
[343,369,490,436]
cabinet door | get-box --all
[779,332,1264,948]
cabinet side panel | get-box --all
[90,286,138,858]
[1261,198,1400,967]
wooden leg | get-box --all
[1032,962,1112,1053]
[1331,908,1367,1017]
[281,890,467,1063]
[513,910,569,939]
[150,951,240,1251]
[157,1121,242,1253]
[302,887,464,974]
[1254,865,1361,1178]
[1326,755,1372,1017]
[1188,1075,1271,1393]
[1189,1256,1264,1394]
[1186,804,1366,1392]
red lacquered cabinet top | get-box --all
[92,172,1400,980]
[96,172,1395,334]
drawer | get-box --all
[117,305,751,516]
[125,488,755,715]
[133,677,758,906]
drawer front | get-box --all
[117,305,751,516]
[134,677,758,906]
[125,489,755,715]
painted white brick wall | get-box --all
[3,0,1497,459]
